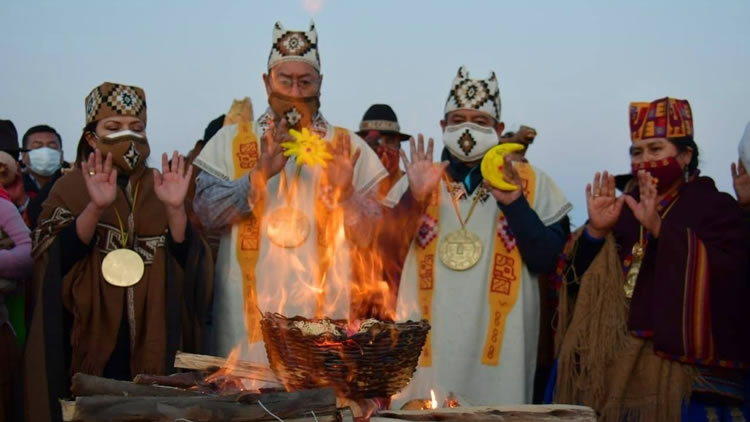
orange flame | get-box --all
[430,389,438,409]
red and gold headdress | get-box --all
[629,97,693,142]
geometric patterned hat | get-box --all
[85,82,147,125]
[629,97,693,142]
[267,21,320,72]
[444,66,501,121]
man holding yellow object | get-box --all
[192,21,388,364]
[394,66,572,406]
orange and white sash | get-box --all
[415,163,537,366]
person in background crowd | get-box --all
[500,125,537,163]
[0,176,33,422]
[21,125,71,229]
[0,120,35,226]
[356,104,414,311]
[357,104,412,199]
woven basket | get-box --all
[260,312,430,399]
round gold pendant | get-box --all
[102,249,145,287]
[266,207,311,248]
[438,229,483,271]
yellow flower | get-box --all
[281,128,333,168]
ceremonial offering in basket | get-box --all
[261,312,430,399]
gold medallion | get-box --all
[102,248,145,287]
[439,229,483,271]
[266,207,311,248]
[624,244,644,298]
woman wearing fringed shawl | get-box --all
[24,82,213,422]
[551,97,750,421]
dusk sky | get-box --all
[2,0,748,224]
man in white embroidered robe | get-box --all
[193,21,388,363]
[394,66,572,406]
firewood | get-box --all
[60,388,338,421]
[133,372,206,389]
[375,405,597,422]
[174,351,281,384]
[71,373,203,398]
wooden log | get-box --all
[61,388,337,421]
[71,373,203,398]
[174,351,281,384]
[375,405,597,422]
[133,372,205,389]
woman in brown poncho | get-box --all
[24,82,213,421]
[551,97,750,421]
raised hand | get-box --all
[400,135,448,202]
[258,118,291,181]
[154,151,193,210]
[325,131,360,199]
[731,160,750,209]
[585,171,626,238]
[624,170,661,237]
[80,149,117,211]
[486,155,523,205]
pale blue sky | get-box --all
[2,0,748,224]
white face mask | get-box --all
[27,147,62,177]
[443,122,498,162]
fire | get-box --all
[210,134,426,403]
[430,389,438,409]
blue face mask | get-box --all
[27,147,62,176]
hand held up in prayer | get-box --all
[400,134,448,203]
[81,149,118,211]
[487,155,523,205]
[624,170,662,237]
[586,171,626,239]
[154,151,192,243]
[731,160,750,209]
[77,149,118,244]
[153,151,193,210]
[257,118,291,181]
[325,130,360,200]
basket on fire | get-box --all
[260,312,430,399]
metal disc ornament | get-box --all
[102,249,145,287]
[266,207,311,248]
[439,229,483,271]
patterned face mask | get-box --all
[443,122,498,162]
[95,130,150,174]
[268,91,320,130]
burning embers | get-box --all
[260,312,430,399]
[402,390,462,410]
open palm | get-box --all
[154,151,193,209]
[325,131,360,198]
[400,134,448,202]
[623,170,661,236]
[80,149,117,210]
[731,160,750,208]
[586,171,625,237]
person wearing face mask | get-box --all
[393,66,572,407]
[24,82,213,422]
[552,98,750,421]
[357,104,412,198]
[193,21,390,363]
[22,125,74,230]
